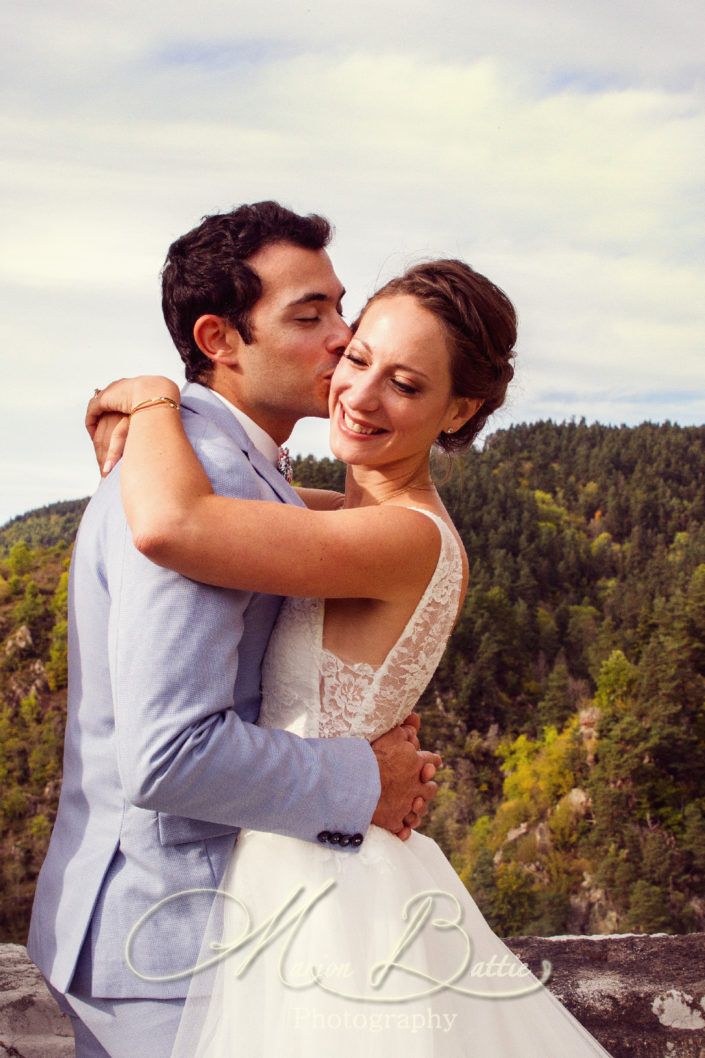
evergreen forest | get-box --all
[1,420,704,944]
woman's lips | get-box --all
[338,406,386,436]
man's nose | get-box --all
[326,316,352,354]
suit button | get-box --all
[339,835,351,847]
[317,831,331,843]
[351,833,363,847]
[328,832,341,844]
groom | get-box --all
[28,201,442,1057]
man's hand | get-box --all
[399,710,421,750]
[370,724,441,842]
[390,711,438,837]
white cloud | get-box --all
[5,0,705,90]
[1,2,703,524]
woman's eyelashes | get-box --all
[343,351,367,366]
[392,379,418,395]
[342,352,419,395]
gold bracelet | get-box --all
[129,396,181,417]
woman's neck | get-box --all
[343,455,438,509]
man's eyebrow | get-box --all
[351,336,431,381]
[287,287,346,308]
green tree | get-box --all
[490,862,538,936]
[6,539,33,577]
[626,881,672,933]
[13,579,46,629]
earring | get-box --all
[445,427,454,434]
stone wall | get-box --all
[508,932,705,1057]
[0,945,73,1058]
[2,935,705,1057]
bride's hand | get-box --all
[92,412,130,477]
[86,376,180,476]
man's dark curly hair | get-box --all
[161,201,332,381]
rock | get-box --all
[686,896,705,932]
[494,820,534,865]
[0,945,73,1058]
[27,660,48,696]
[534,819,552,854]
[504,821,530,845]
[3,934,705,1056]
[565,786,591,813]
[579,705,601,765]
[3,626,32,659]
[565,870,621,935]
[506,931,705,1057]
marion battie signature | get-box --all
[125,880,552,1002]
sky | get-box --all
[1,0,704,526]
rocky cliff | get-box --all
[0,945,73,1057]
[2,934,704,1057]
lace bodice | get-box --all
[260,509,463,742]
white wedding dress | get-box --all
[171,509,614,1057]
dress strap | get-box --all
[373,506,464,671]
[405,506,463,572]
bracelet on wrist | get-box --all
[129,396,181,417]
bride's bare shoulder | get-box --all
[400,501,470,591]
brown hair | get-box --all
[365,259,516,451]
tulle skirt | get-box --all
[170,826,614,1057]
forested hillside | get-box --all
[1,420,704,943]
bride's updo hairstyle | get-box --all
[363,260,517,452]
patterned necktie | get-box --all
[277,445,293,484]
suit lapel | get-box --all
[179,382,305,508]
[246,443,306,507]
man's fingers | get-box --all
[400,723,420,750]
[371,725,405,748]
[401,778,440,832]
[419,750,442,770]
[371,728,443,838]
[400,712,421,746]
[403,787,436,829]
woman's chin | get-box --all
[329,431,365,466]
[328,431,348,462]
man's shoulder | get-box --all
[77,382,273,546]
[180,402,263,501]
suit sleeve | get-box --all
[106,438,381,848]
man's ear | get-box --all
[193,315,242,367]
[445,396,483,435]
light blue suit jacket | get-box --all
[27,383,380,999]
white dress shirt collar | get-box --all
[210,390,280,466]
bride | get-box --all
[88,259,613,1056]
